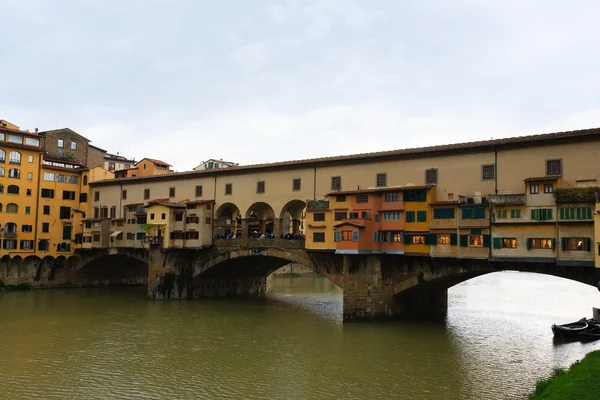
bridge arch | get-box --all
[214,202,241,238]
[75,253,148,286]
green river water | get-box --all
[1,271,599,399]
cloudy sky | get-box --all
[1,1,599,171]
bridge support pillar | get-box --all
[147,246,191,300]
[292,219,301,235]
[273,218,282,238]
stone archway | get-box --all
[279,199,306,238]
[244,202,276,238]
[76,254,149,286]
[214,202,241,238]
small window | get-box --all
[412,235,426,244]
[257,181,265,194]
[334,211,347,221]
[41,189,54,198]
[496,209,507,219]
[26,189,31,196]
[501,238,517,249]
[144,189,150,200]
[122,190,127,200]
[43,205,50,215]
[44,172,54,181]
[383,211,401,221]
[42,223,50,233]
[313,232,325,243]
[530,184,539,194]
[71,141,77,150]
[175,213,184,222]
[80,193,88,202]
[94,191,100,201]
[376,173,387,187]
[225,184,232,195]
[529,238,553,249]
[161,213,166,220]
[195,185,203,197]
[546,159,562,176]
[292,179,301,191]
[335,194,346,202]
[563,237,589,251]
[331,176,341,191]
[25,206,31,214]
[510,209,521,219]
[110,207,116,219]
[28,155,34,163]
[544,184,553,194]
[27,173,33,180]
[205,217,211,225]
[313,213,326,222]
[150,213,155,220]
[83,176,88,185]
[384,192,399,202]
[356,194,368,203]
[58,139,64,148]
[169,187,176,198]
[59,206,71,219]
[425,168,438,185]
[482,164,495,180]
[438,234,451,245]
[417,210,427,222]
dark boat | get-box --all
[551,318,588,340]
[578,326,600,342]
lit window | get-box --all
[438,234,451,245]
[469,235,483,247]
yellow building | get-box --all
[403,186,435,255]
[114,158,173,178]
[0,124,43,258]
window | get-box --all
[62,225,72,240]
[404,190,427,202]
[22,225,33,232]
[334,212,347,221]
[462,207,486,219]
[43,205,50,215]
[356,194,368,203]
[225,184,232,195]
[80,193,88,202]
[38,239,50,250]
[546,159,562,176]
[530,184,539,194]
[425,168,438,185]
[144,189,150,200]
[3,240,17,249]
[8,168,20,179]
[62,190,76,200]
[496,209,507,219]
[563,237,590,252]
[405,211,415,222]
[94,207,99,218]
[25,206,30,214]
[348,212,359,219]
[93,234,101,242]
[9,151,21,165]
[4,223,17,235]
[169,187,176,198]
[482,164,495,180]
[121,190,127,200]
[335,195,346,202]
[110,206,116,219]
[150,213,155,220]
[101,207,108,218]
[60,206,71,219]
[27,173,33,180]
[510,209,521,219]
[7,185,19,195]
[560,206,593,220]
[175,213,184,222]
[374,214,380,222]
[412,235,426,244]
[93,191,100,201]
[71,141,77,150]
[438,234,451,245]
[58,139,64,148]
[292,178,301,191]
[7,135,22,144]
[257,181,265,194]
[6,203,18,213]
[127,233,135,240]
[0,168,3,178]
[469,235,483,247]
[26,188,31,196]
[331,176,341,191]
[186,216,200,224]
[417,211,427,222]
[361,211,370,219]
[20,240,34,250]
[0,149,4,162]
[185,231,200,240]
[433,208,454,219]
[313,213,325,222]
[376,173,387,187]
[195,185,203,197]
[161,213,166,220]
[42,223,49,233]
[56,174,66,183]
[531,208,553,221]
[68,176,78,184]
[25,138,40,147]
[528,238,554,250]
[83,176,88,185]
[44,172,54,181]
[501,238,517,249]
[544,184,553,194]
[383,211,401,221]
[313,232,325,242]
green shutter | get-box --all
[493,237,501,249]
[569,207,575,220]
[462,208,473,219]
[561,237,566,252]
[424,234,430,245]
[62,226,72,240]
[552,238,556,250]
[417,191,427,202]
[352,230,359,242]
[483,234,490,248]
[586,207,593,220]
[404,234,412,244]
[406,211,415,222]
[470,229,482,235]
[531,209,538,220]
[548,209,553,220]
[526,238,531,250]
[474,207,485,219]
[373,232,378,242]
[417,211,427,222]
[559,207,565,220]
[429,233,437,246]
[450,233,457,246]
[387,232,392,242]
[576,207,582,220]
[585,238,591,252]
[335,231,342,242]
[460,234,469,247]
[515,209,521,218]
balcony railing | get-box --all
[488,194,526,205]
[307,200,328,211]
[3,231,17,238]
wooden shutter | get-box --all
[585,238,591,252]
[404,234,412,244]
[352,230,359,242]
[483,234,490,248]
[493,237,501,249]
[561,237,566,252]
[460,234,469,247]
[334,231,342,242]
[450,233,457,246]
[526,238,531,250]
[552,238,556,250]
[559,207,565,220]
[429,233,437,246]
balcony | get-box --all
[142,236,164,245]
[4,231,17,238]
[488,194,526,205]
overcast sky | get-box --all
[1,1,599,171]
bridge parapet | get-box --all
[213,238,305,250]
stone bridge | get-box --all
[60,238,600,322]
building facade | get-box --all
[193,159,238,171]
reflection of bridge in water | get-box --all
[65,237,600,322]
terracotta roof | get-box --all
[111,218,126,221]
[137,158,172,167]
[0,126,44,138]
[430,200,460,205]
[90,127,600,187]
[39,128,91,142]
[523,176,561,182]
[327,185,432,196]
[83,218,110,222]
[41,165,84,173]
[333,221,366,228]
[146,201,186,209]
[124,202,144,207]
[185,199,215,205]
[0,140,43,152]
[147,197,169,204]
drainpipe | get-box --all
[313,164,317,201]
[494,147,498,195]
[33,150,43,258]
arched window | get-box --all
[0,149,5,163]
[38,240,50,251]
[83,175,88,185]
[9,151,21,165]
[0,184,3,194]
[0,203,3,212]
[7,185,19,195]
[6,203,18,213]
[8,168,20,179]
[0,167,4,177]
[5,222,17,234]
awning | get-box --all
[110,231,122,237]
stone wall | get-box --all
[42,129,90,165]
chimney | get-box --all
[35,128,39,133]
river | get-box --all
[1,271,599,400]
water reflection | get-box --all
[0,271,599,399]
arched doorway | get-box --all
[214,203,241,238]
[245,202,276,238]
[279,200,306,238]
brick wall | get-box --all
[87,146,106,168]
[43,129,90,165]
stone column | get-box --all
[292,219,301,235]
[273,218,282,238]
[259,219,266,234]
[241,219,249,245]
[147,247,189,300]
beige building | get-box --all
[193,159,239,171]
[104,152,135,172]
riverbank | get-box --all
[0,281,32,292]
[530,350,600,399]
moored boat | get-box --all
[551,318,588,340]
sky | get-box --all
[1,1,599,172]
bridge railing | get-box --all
[213,238,305,250]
